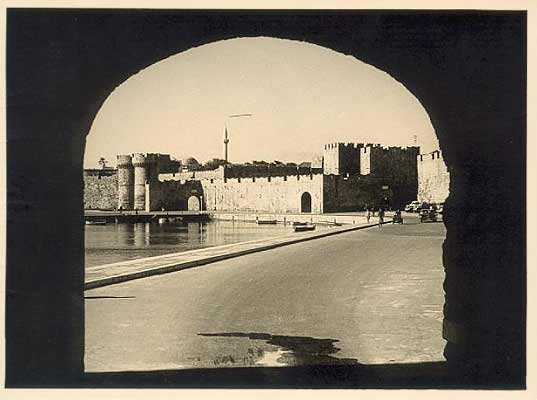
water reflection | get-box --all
[116,223,133,246]
[85,220,316,268]
[133,223,149,247]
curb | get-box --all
[85,220,390,290]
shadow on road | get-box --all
[198,331,358,366]
[78,331,523,389]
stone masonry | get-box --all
[417,150,450,204]
[83,169,117,210]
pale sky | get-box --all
[85,37,438,168]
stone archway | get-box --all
[301,192,312,213]
[6,10,526,386]
[187,195,201,211]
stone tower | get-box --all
[322,142,362,175]
[117,154,134,210]
[132,153,147,210]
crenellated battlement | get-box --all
[160,164,323,183]
[323,142,367,150]
[224,164,321,179]
[361,144,418,153]
[132,153,146,167]
[323,142,362,175]
[117,154,133,168]
[418,150,443,162]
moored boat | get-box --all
[256,219,278,225]
[85,220,107,225]
[294,224,316,232]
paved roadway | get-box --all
[85,215,446,372]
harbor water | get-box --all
[85,219,328,268]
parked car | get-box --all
[404,201,421,213]
[419,207,438,223]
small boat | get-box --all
[294,224,316,232]
[158,217,168,224]
[85,220,107,225]
[256,219,278,225]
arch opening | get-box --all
[82,36,453,376]
[300,192,312,213]
[187,195,201,211]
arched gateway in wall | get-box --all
[6,10,525,387]
[187,195,201,211]
[301,192,312,213]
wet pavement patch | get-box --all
[198,332,359,367]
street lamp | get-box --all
[224,113,253,163]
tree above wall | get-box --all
[203,158,228,170]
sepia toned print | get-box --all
[5,8,526,390]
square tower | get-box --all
[322,142,362,175]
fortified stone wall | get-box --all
[158,173,323,213]
[83,169,117,210]
[360,145,420,177]
[148,180,203,211]
[359,145,420,206]
[417,150,450,203]
[119,145,420,213]
[204,175,323,213]
[322,174,389,212]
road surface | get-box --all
[85,216,446,372]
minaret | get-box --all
[223,125,230,163]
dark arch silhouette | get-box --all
[301,192,312,213]
[6,10,526,387]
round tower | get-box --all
[132,153,147,210]
[117,155,134,210]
